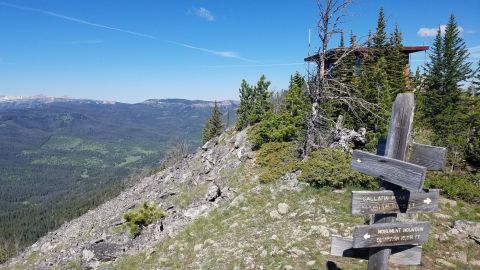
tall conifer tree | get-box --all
[386,24,406,97]
[373,7,387,57]
[423,27,444,121]
[442,14,472,103]
[236,80,253,130]
[203,101,224,143]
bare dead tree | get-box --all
[303,0,380,156]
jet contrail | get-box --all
[0,1,157,39]
[166,41,260,63]
[202,62,305,68]
[0,1,262,62]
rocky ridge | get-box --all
[2,127,480,269]
[2,129,254,270]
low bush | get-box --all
[256,142,300,183]
[248,113,300,150]
[123,202,165,236]
[299,148,376,189]
[424,172,480,203]
[0,247,7,264]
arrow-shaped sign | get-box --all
[353,221,431,248]
[351,189,440,215]
[351,150,427,191]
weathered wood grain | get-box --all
[351,189,440,215]
[368,94,417,270]
[352,150,427,191]
[330,236,422,265]
[409,143,447,171]
[353,221,430,248]
[384,93,415,161]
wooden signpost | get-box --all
[330,93,447,269]
[352,150,427,191]
[352,221,430,248]
[330,236,422,266]
[351,189,440,215]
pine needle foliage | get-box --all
[202,101,224,144]
[123,202,165,236]
[236,75,273,130]
[420,14,477,169]
[249,72,309,149]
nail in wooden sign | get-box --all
[351,189,440,215]
[351,150,427,191]
[352,221,430,248]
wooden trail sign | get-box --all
[329,93,448,269]
[352,221,430,248]
[409,143,447,171]
[351,150,427,191]
[330,236,422,266]
[351,189,440,215]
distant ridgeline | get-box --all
[0,96,237,259]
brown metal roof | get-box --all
[304,46,429,62]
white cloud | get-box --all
[417,25,464,37]
[194,7,215,21]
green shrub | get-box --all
[299,148,376,189]
[424,172,480,203]
[248,113,299,150]
[123,202,165,236]
[0,247,7,264]
[256,142,300,183]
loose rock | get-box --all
[277,203,289,215]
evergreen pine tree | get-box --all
[423,27,444,121]
[422,14,474,169]
[284,72,309,126]
[250,75,273,124]
[202,101,224,143]
[349,30,356,47]
[339,31,345,48]
[373,7,387,57]
[386,24,406,96]
[442,14,472,103]
[236,75,272,130]
[236,80,253,130]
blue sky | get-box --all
[0,0,479,103]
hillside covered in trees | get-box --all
[0,98,237,262]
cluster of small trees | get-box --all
[202,2,479,173]
[417,15,480,169]
[236,75,273,130]
[322,8,411,149]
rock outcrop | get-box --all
[2,129,254,270]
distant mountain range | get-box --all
[0,95,238,110]
[0,95,237,255]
